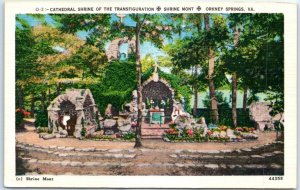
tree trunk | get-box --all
[17,87,24,109]
[193,88,198,117]
[134,17,143,148]
[41,91,46,111]
[232,73,237,128]
[30,94,35,118]
[193,66,198,117]
[48,88,51,103]
[232,25,240,127]
[56,83,61,96]
[243,86,248,111]
[204,14,219,124]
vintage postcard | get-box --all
[4,0,297,188]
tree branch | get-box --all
[138,14,148,33]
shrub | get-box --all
[122,132,135,140]
[203,91,230,110]
[81,127,86,137]
[35,110,48,128]
[36,126,51,133]
[15,109,24,129]
[90,61,136,115]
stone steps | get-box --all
[16,143,137,153]
[17,145,137,163]
[16,141,284,175]
[20,155,283,176]
[141,123,170,128]
[141,130,165,136]
[141,123,169,139]
[141,127,167,139]
[169,152,283,165]
[20,156,282,169]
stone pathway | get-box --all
[16,141,284,176]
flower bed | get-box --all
[90,135,135,142]
[163,124,258,143]
[90,132,136,142]
[16,108,31,129]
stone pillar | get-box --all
[48,109,60,133]
[74,107,85,138]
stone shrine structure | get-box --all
[47,89,99,138]
[141,63,175,123]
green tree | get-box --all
[123,14,172,148]
[141,54,155,73]
[165,38,206,116]
[166,14,228,121]
[16,15,109,120]
[16,16,56,115]
[223,14,284,126]
[57,14,172,148]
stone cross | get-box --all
[153,61,159,82]
[153,61,159,73]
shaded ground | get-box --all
[16,127,283,176]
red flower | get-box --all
[187,129,193,136]
[166,128,178,135]
[16,108,31,117]
[24,111,30,116]
[207,130,212,136]
[131,122,137,128]
[236,127,244,132]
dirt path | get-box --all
[17,126,278,150]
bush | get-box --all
[122,132,136,140]
[80,127,86,137]
[90,60,136,115]
[203,91,230,110]
[15,109,24,129]
[197,108,254,127]
[36,126,51,133]
[35,110,48,128]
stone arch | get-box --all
[106,37,136,61]
[47,89,99,138]
[142,77,175,123]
